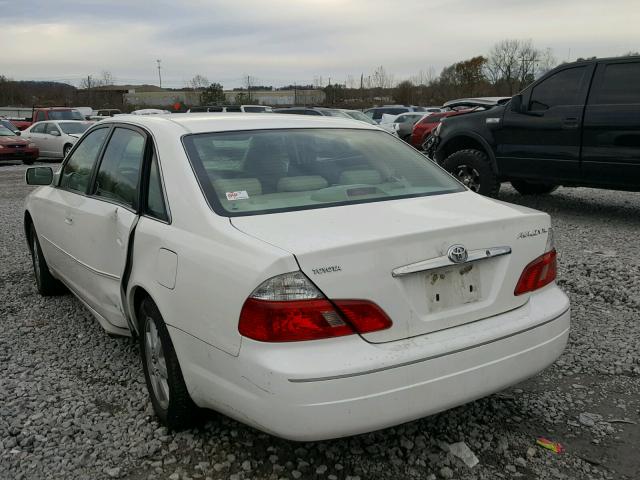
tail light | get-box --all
[238,272,392,342]
[514,249,557,295]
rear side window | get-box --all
[59,128,109,192]
[183,128,463,217]
[590,62,640,105]
[44,123,59,135]
[226,106,241,112]
[31,123,46,133]
[145,154,169,221]
[93,128,145,208]
[529,66,587,111]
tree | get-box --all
[200,82,225,105]
[371,65,394,89]
[394,80,414,105]
[189,74,210,91]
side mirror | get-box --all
[14,131,21,136]
[510,94,523,113]
[26,167,53,186]
[50,130,61,137]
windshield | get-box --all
[58,122,90,134]
[49,110,85,121]
[183,128,463,216]
[0,120,17,132]
[0,125,16,136]
[345,111,377,125]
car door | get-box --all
[496,64,594,182]
[44,122,64,157]
[581,59,640,188]
[25,123,48,154]
[62,126,148,329]
[33,127,110,281]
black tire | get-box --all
[138,298,199,430]
[63,144,72,158]
[510,179,558,195]
[29,224,67,296]
[443,149,500,197]
[23,159,34,165]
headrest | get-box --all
[277,176,329,192]
[338,169,382,185]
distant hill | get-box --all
[0,78,77,107]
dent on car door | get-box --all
[496,65,593,182]
[67,127,147,329]
[582,61,640,188]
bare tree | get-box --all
[487,39,556,93]
[371,66,394,89]
[189,74,210,91]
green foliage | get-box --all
[200,82,225,105]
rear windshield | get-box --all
[48,110,85,121]
[59,122,90,134]
[243,106,267,113]
[183,128,463,216]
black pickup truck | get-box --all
[429,56,640,196]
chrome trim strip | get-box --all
[40,234,120,280]
[288,306,570,383]
[391,246,512,278]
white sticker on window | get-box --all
[226,190,249,200]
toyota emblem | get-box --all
[447,244,468,264]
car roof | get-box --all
[97,112,378,134]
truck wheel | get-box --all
[443,149,500,197]
[511,180,558,195]
[139,297,200,430]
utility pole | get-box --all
[294,82,297,105]
[87,75,92,105]
[156,59,162,88]
[247,75,251,101]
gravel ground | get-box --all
[1,160,639,480]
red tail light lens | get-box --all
[333,300,393,334]
[239,298,354,342]
[514,249,557,296]
[239,271,393,342]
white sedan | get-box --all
[21,120,91,158]
[24,113,570,440]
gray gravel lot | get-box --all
[1,161,639,480]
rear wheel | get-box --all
[29,224,67,296]
[63,144,72,158]
[443,149,500,197]
[139,298,199,430]
[511,179,558,195]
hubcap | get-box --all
[455,164,482,192]
[33,237,41,285]
[144,317,170,410]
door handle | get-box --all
[64,216,73,225]
[562,117,579,129]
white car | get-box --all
[24,113,570,441]
[21,120,91,158]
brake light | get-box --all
[238,272,392,342]
[514,249,557,295]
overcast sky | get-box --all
[2,0,638,89]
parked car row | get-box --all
[428,56,640,195]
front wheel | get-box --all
[139,298,199,430]
[443,149,500,197]
[30,224,67,296]
[511,179,558,195]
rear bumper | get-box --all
[171,286,569,441]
